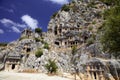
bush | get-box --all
[45,59,58,74]
[72,0,75,3]
[92,21,96,24]
[0,43,7,47]
[61,5,70,11]
[35,28,42,34]
[34,38,40,42]
[44,42,50,50]
[35,49,43,58]
[40,39,45,43]
[51,12,58,18]
[87,2,96,8]
[88,26,93,31]
[86,37,94,46]
[72,45,77,55]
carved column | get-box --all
[91,72,95,80]
[86,65,91,80]
[95,66,99,80]
[99,71,105,80]
[91,66,95,80]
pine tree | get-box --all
[100,2,120,58]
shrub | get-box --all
[0,43,7,47]
[72,0,75,3]
[86,37,94,46]
[72,45,77,55]
[35,49,43,58]
[44,42,50,50]
[92,21,96,25]
[40,39,45,43]
[51,12,58,18]
[88,26,93,31]
[35,28,42,34]
[61,5,70,11]
[45,59,58,74]
[87,2,96,8]
[34,38,40,42]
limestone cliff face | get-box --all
[0,1,119,80]
[47,0,107,49]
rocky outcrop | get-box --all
[47,0,107,50]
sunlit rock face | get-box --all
[46,0,108,55]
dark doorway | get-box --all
[12,64,15,70]
[93,72,97,79]
[27,48,31,52]
[54,31,57,35]
[55,42,59,46]
[54,26,58,35]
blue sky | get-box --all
[0,0,70,42]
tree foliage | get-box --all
[100,0,120,6]
[35,28,42,34]
[61,5,70,11]
[100,2,120,57]
[45,59,58,74]
[44,42,50,50]
[51,12,58,18]
[0,42,7,47]
[35,49,43,58]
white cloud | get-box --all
[21,15,38,29]
[0,18,15,26]
[45,0,69,5]
[0,15,40,33]
[0,18,26,33]
[0,18,26,28]
[12,26,21,33]
[0,29,4,34]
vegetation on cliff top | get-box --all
[0,43,7,47]
[35,28,42,34]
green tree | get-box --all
[100,0,120,6]
[45,59,58,74]
[61,5,70,11]
[35,28,42,34]
[100,4,120,58]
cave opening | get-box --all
[12,64,15,70]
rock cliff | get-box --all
[47,0,108,52]
[0,0,119,80]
